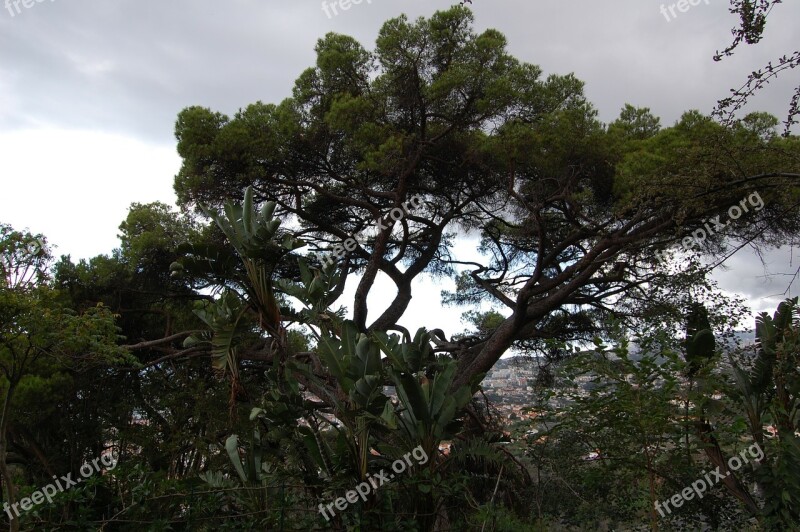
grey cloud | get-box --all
[1,0,798,141]
[1,0,797,311]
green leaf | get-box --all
[380,400,398,429]
[225,434,248,483]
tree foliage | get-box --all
[3,6,800,531]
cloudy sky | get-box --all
[1,0,798,337]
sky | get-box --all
[1,0,798,339]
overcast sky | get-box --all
[1,0,798,337]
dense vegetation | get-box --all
[2,6,799,531]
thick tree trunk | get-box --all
[695,420,760,516]
[0,381,20,532]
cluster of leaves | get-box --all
[175,189,523,529]
[3,5,800,531]
[713,0,799,136]
[507,299,800,531]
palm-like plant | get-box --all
[177,190,486,528]
[177,186,305,412]
[375,329,475,460]
[726,298,800,526]
[730,297,799,443]
[198,186,304,337]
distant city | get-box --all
[478,329,756,422]
[480,357,541,422]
